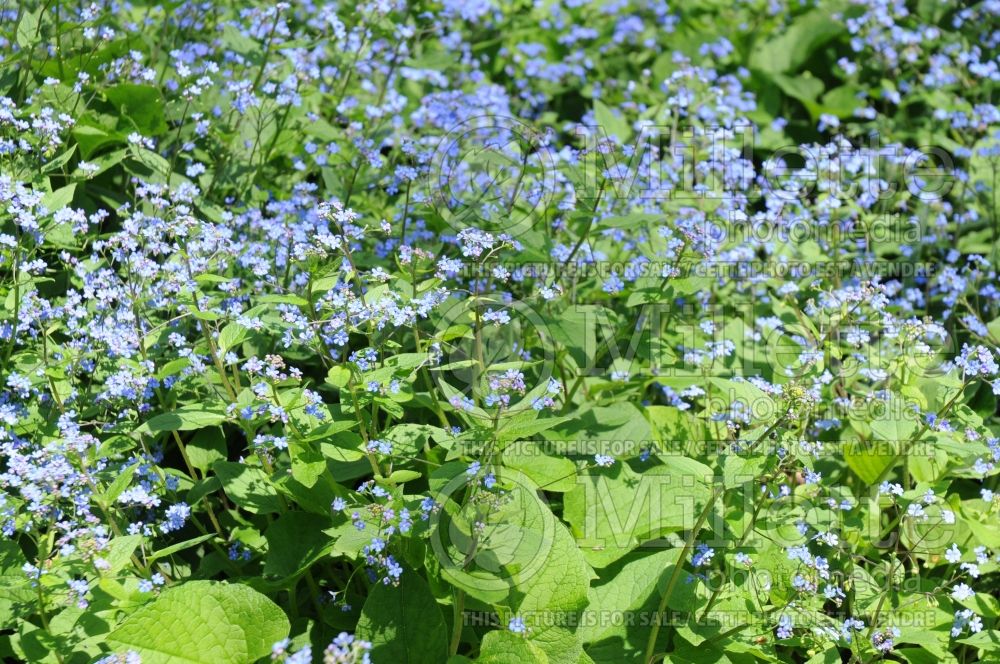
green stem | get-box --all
[644,484,722,664]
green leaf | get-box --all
[214,461,283,514]
[101,535,142,575]
[190,309,220,322]
[77,146,126,173]
[326,365,352,388]
[548,403,653,458]
[477,631,549,663]
[289,439,326,487]
[0,541,34,629]
[820,84,861,118]
[578,549,683,646]
[594,100,631,143]
[355,569,448,664]
[148,534,215,563]
[155,357,191,380]
[502,441,577,492]
[986,315,1000,343]
[958,629,1000,651]
[105,84,168,136]
[597,213,663,230]
[107,581,289,664]
[263,512,334,579]
[749,10,843,73]
[433,469,561,605]
[766,71,826,117]
[870,407,920,441]
[384,469,423,484]
[187,476,222,507]
[259,294,309,307]
[544,306,596,370]
[40,145,78,175]
[16,8,41,49]
[102,462,139,504]
[846,401,920,484]
[563,464,711,568]
[218,323,248,354]
[135,407,226,438]
[805,650,845,664]
[496,413,571,445]
[72,124,126,159]
[709,378,775,420]
[721,453,768,488]
[186,428,227,473]
[194,274,231,285]
[41,184,76,213]
[509,488,591,664]
[664,640,732,664]
[383,423,442,457]
[129,146,172,179]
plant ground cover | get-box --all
[2,0,1000,662]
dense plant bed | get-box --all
[1,1,1000,662]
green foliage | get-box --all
[1,1,999,663]
[107,582,289,664]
